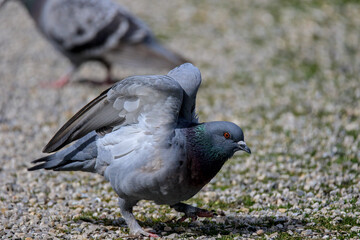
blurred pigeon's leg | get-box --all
[171,202,216,222]
[80,62,117,85]
[41,67,75,88]
[118,198,159,237]
[103,62,117,85]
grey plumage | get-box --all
[29,63,251,237]
[30,132,98,172]
[5,0,187,86]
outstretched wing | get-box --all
[40,0,152,55]
[167,63,202,123]
[43,75,183,153]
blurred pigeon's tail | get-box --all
[109,38,189,69]
[28,133,98,173]
[144,39,189,69]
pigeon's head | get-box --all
[187,121,251,185]
[203,121,251,158]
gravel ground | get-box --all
[1,0,360,239]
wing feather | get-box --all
[43,75,183,153]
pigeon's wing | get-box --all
[43,75,184,153]
[40,0,152,55]
[167,63,202,123]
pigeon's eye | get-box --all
[223,132,231,139]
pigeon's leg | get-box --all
[118,198,158,238]
[41,67,76,88]
[80,62,117,85]
[103,62,117,85]
[171,202,216,222]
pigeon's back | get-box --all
[23,0,187,68]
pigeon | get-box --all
[29,63,251,237]
[2,0,187,87]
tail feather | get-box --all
[29,132,98,173]
[108,39,189,70]
[144,40,189,68]
[28,155,59,171]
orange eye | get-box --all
[223,132,231,139]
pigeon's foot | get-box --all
[146,232,159,238]
[118,198,159,238]
[41,74,70,88]
[171,202,217,222]
[129,228,159,238]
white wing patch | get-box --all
[123,98,140,112]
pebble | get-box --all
[164,226,172,232]
[301,229,312,236]
[350,226,360,232]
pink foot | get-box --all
[147,232,159,238]
[41,75,70,88]
[178,209,216,222]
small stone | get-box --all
[297,190,305,196]
[240,207,249,213]
[164,226,172,232]
[269,232,278,238]
[301,229,312,236]
[350,226,360,232]
[192,220,203,226]
[215,217,225,224]
[216,209,225,216]
[306,192,314,198]
[174,226,185,232]
[278,208,287,213]
[167,233,178,239]
[256,229,264,235]
[276,224,284,229]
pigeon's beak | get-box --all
[237,141,251,154]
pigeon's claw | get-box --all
[171,202,217,222]
[196,209,216,218]
[147,232,159,238]
[129,229,159,238]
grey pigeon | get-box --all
[29,63,251,237]
[2,0,187,87]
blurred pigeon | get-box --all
[29,63,251,237]
[2,0,187,87]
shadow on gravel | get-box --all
[73,214,305,237]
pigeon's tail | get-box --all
[108,38,188,70]
[28,132,98,173]
[143,39,189,69]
